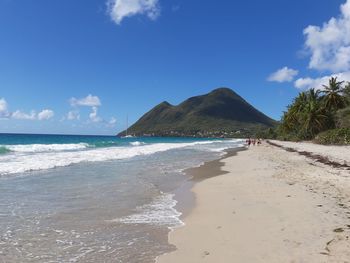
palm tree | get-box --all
[280,88,336,139]
[293,92,308,113]
[322,77,346,110]
[308,88,321,101]
[344,82,350,105]
[280,110,297,134]
[280,89,325,138]
[284,92,308,129]
[301,90,331,138]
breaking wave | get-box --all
[1,143,90,153]
[113,193,183,228]
[0,139,244,176]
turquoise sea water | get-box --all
[0,133,218,152]
[0,133,244,262]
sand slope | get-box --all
[157,142,350,263]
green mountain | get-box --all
[119,88,276,137]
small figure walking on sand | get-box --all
[257,138,262,145]
[246,138,251,147]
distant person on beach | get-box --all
[246,138,251,147]
[257,138,262,145]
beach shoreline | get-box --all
[157,141,350,263]
[172,147,247,220]
[0,136,246,262]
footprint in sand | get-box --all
[333,228,344,233]
[202,251,210,257]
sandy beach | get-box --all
[157,141,350,263]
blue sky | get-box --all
[0,0,349,135]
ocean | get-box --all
[0,133,244,262]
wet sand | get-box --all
[172,147,246,221]
[158,142,350,263]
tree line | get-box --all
[261,77,350,144]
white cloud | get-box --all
[67,110,80,120]
[38,109,54,120]
[0,98,7,113]
[70,94,101,107]
[0,98,10,118]
[108,0,160,25]
[89,106,102,123]
[294,78,315,90]
[303,0,350,72]
[0,98,55,121]
[109,117,117,125]
[67,94,116,126]
[12,110,37,120]
[294,71,350,90]
[267,67,299,82]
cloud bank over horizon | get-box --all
[38,109,55,121]
[0,98,54,121]
[1,94,116,128]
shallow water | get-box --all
[0,135,244,262]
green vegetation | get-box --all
[266,77,350,145]
[336,107,350,128]
[118,88,277,138]
[314,128,350,145]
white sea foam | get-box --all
[3,143,89,153]
[130,141,145,146]
[0,140,244,176]
[209,142,245,153]
[114,193,184,228]
[210,147,230,152]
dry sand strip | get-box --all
[267,140,350,170]
[157,142,350,263]
[269,140,350,166]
